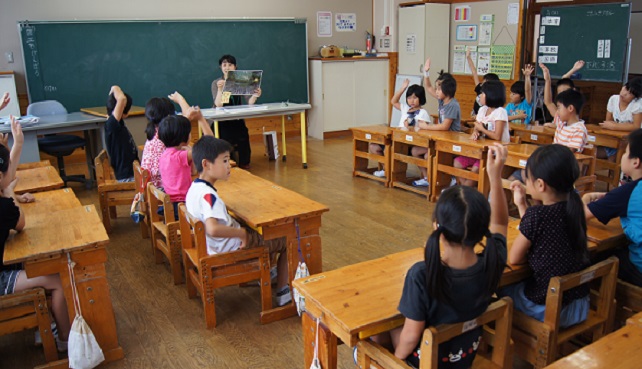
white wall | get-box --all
[0,0,372,94]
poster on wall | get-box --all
[465,46,478,75]
[479,21,494,46]
[456,25,477,41]
[454,6,471,22]
[317,11,332,37]
[477,47,491,75]
[335,13,356,32]
[490,45,515,79]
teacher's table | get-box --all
[293,227,529,369]
[14,165,64,194]
[216,167,329,323]
[4,205,123,368]
[0,112,105,184]
[510,123,555,145]
[201,103,312,168]
[543,324,642,369]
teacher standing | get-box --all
[211,54,262,169]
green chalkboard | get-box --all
[19,19,308,112]
[537,3,631,82]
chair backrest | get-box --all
[178,203,208,258]
[133,161,150,195]
[26,100,67,116]
[543,257,619,341]
[94,150,113,185]
[147,183,175,225]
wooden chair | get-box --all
[16,160,51,170]
[0,288,58,363]
[147,183,183,285]
[178,204,272,328]
[357,297,514,369]
[133,161,151,239]
[511,257,619,369]
[95,149,136,233]
[350,125,392,187]
[615,279,642,327]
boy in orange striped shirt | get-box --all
[540,63,588,152]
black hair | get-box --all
[145,97,175,140]
[424,186,505,305]
[625,77,642,99]
[555,89,585,114]
[481,80,506,108]
[627,129,642,160]
[524,144,589,263]
[510,81,525,101]
[219,54,237,66]
[0,144,9,173]
[106,92,133,116]
[436,70,453,82]
[556,78,575,91]
[439,77,457,99]
[158,115,191,148]
[192,136,233,173]
[406,84,427,106]
[483,73,500,82]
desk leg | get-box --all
[214,120,219,138]
[83,130,97,187]
[300,111,308,169]
[303,311,337,369]
[281,115,287,162]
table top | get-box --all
[506,143,592,161]
[20,188,81,218]
[585,126,630,138]
[0,112,104,133]
[81,106,146,118]
[216,168,329,228]
[293,226,528,346]
[200,102,311,122]
[14,166,64,194]
[509,123,556,135]
[543,324,642,369]
[427,130,510,148]
[350,125,391,135]
[4,205,108,264]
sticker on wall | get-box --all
[454,6,471,22]
[335,13,356,32]
[538,55,558,64]
[538,45,559,54]
[406,34,417,54]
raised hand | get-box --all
[522,64,534,77]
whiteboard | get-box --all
[0,73,20,118]
[389,74,423,127]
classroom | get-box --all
[1,0,642,368]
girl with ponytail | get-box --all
[380,144,509,369]
[503,144,590,328]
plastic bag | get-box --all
[293,261,309,316]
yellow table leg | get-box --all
[300,111,308,169]
[281,115,287,161]
[214,120,219,138]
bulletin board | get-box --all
[448,0,522,80]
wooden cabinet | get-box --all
[308,58,389,140]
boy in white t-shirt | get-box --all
[185,136,290,306]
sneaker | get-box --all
[35,322,58,346]
[412,178,429,187]
[353,346,359,364]
[275,286,292,307]
[449,177,457,187]
[56,338,68,353]
[373,169,385,178]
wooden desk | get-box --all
[543,324,642,369]
[294,227,528,369]
[20,188,80,218]
[390,128,434,197]
[510,123,556,145]
[201,103,312,168]
[216,168,329,323]
[350,125,392,187]
[430,131,509,201]
[81,105,146,118]
[4,205,123,368]
[14,166,64,194]
[504,144,596,194]
[586,127,628,188]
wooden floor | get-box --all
[2,135,441,369]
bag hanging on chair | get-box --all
[67,254,105,369]
[292,219,309,316]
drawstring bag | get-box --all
[67,254,105,369]
[310,316,321,369]
[293,219,309,316]
[130,192,145,223]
